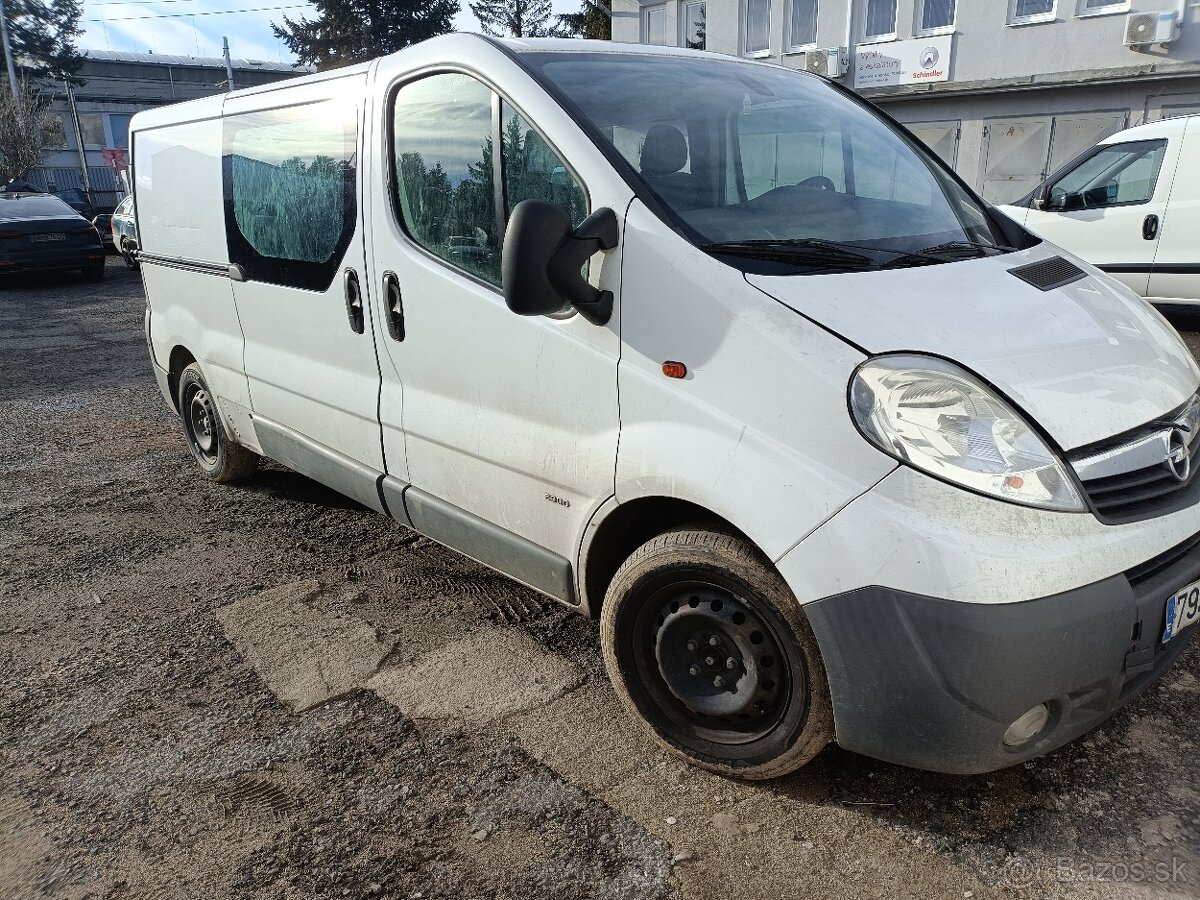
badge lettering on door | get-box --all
[545,493,570,508]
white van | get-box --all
[1000,115,1200,307]
[134,36,1200,779]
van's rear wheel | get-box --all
[601,526,833,779]
[177,363,258,482]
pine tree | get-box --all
[469,0,556,38]
[557,0,611,40]
[272,0,459,71]
[4,0,86,81]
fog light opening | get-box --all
[1003,703,1050,747]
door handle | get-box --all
[344,268,365,334]
[1143,214,1160,241]
[383,271,405,342]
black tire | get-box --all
[176,362,259,482]
[121,239,139,270]
[82,264,105,281]
[601,525,833,780]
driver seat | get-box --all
[639,124,710,211]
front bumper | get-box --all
[805,536,1199,773]
[784,467,1200,774]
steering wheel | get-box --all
[798,175,837,191]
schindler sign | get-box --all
[853,35,953,89]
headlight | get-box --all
[850,355,1085,512]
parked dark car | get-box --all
[52,187,96,220]
[0,192,106,280]
[92,213,115,251]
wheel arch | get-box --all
[578,495,755,618]
[166,345,197,412]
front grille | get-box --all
[1008,256,1086,291]
[1072,396,1200,525]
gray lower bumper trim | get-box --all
[805,559,1199,774]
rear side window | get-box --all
[391,72,587,289]
[223,100,357,291]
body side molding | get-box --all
[254,417,388,515]
[402,486,578,605]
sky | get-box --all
[77,1,581,63]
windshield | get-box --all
[526,53,1013,272]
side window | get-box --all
[393,73,499,285]
[392,73,588,288]
[1047,140,1167,211]
[500,101,587,229]
[223,100,357,291]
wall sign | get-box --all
[853,35,953,89]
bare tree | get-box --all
[0,81,59,182]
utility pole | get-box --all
[223,36,235,92]
[64,79,93,204]
[0,0,20,114]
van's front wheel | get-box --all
[601,526,833,779]
[177,363,259,482]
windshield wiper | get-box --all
[880,240,1012,270]
[700,238,878,270]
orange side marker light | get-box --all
[662,361,687,379]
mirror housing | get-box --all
[502,199,618,326]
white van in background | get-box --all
[134,36,1200,780]
[1000,115,1200,307]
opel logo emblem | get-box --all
[1167,428,1191,482]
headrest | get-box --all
[640,124,688,176]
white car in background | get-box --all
[1000,115,1200,307]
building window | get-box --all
[1009,0,1056,24]
[641,4,668,44]
[77,113,106,147]
[862,0,897,40]
[1076,0,1128,15]
[744,0,771,55]
[223,99,357,291]
[108,113,133,149]
[918,0,955,32]
[786,0,818,49]
[682,1,707,49]
[47,113,69,148]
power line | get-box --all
[82,4,307,22]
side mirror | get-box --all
[502,199,619,326]
[1032,183,1050,210]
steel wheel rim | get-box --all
[629,578,800,747]
[186,386,219,464]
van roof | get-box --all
[129,35,770,133]
[1101,114,1195,144]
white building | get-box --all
[612,0,1200,201]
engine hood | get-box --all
[748,247,1199,451]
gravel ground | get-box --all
[1,258,1198,900]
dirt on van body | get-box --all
[1,259,1198,900]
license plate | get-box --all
[31,233,66,242]
[1162,579,1200,643]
